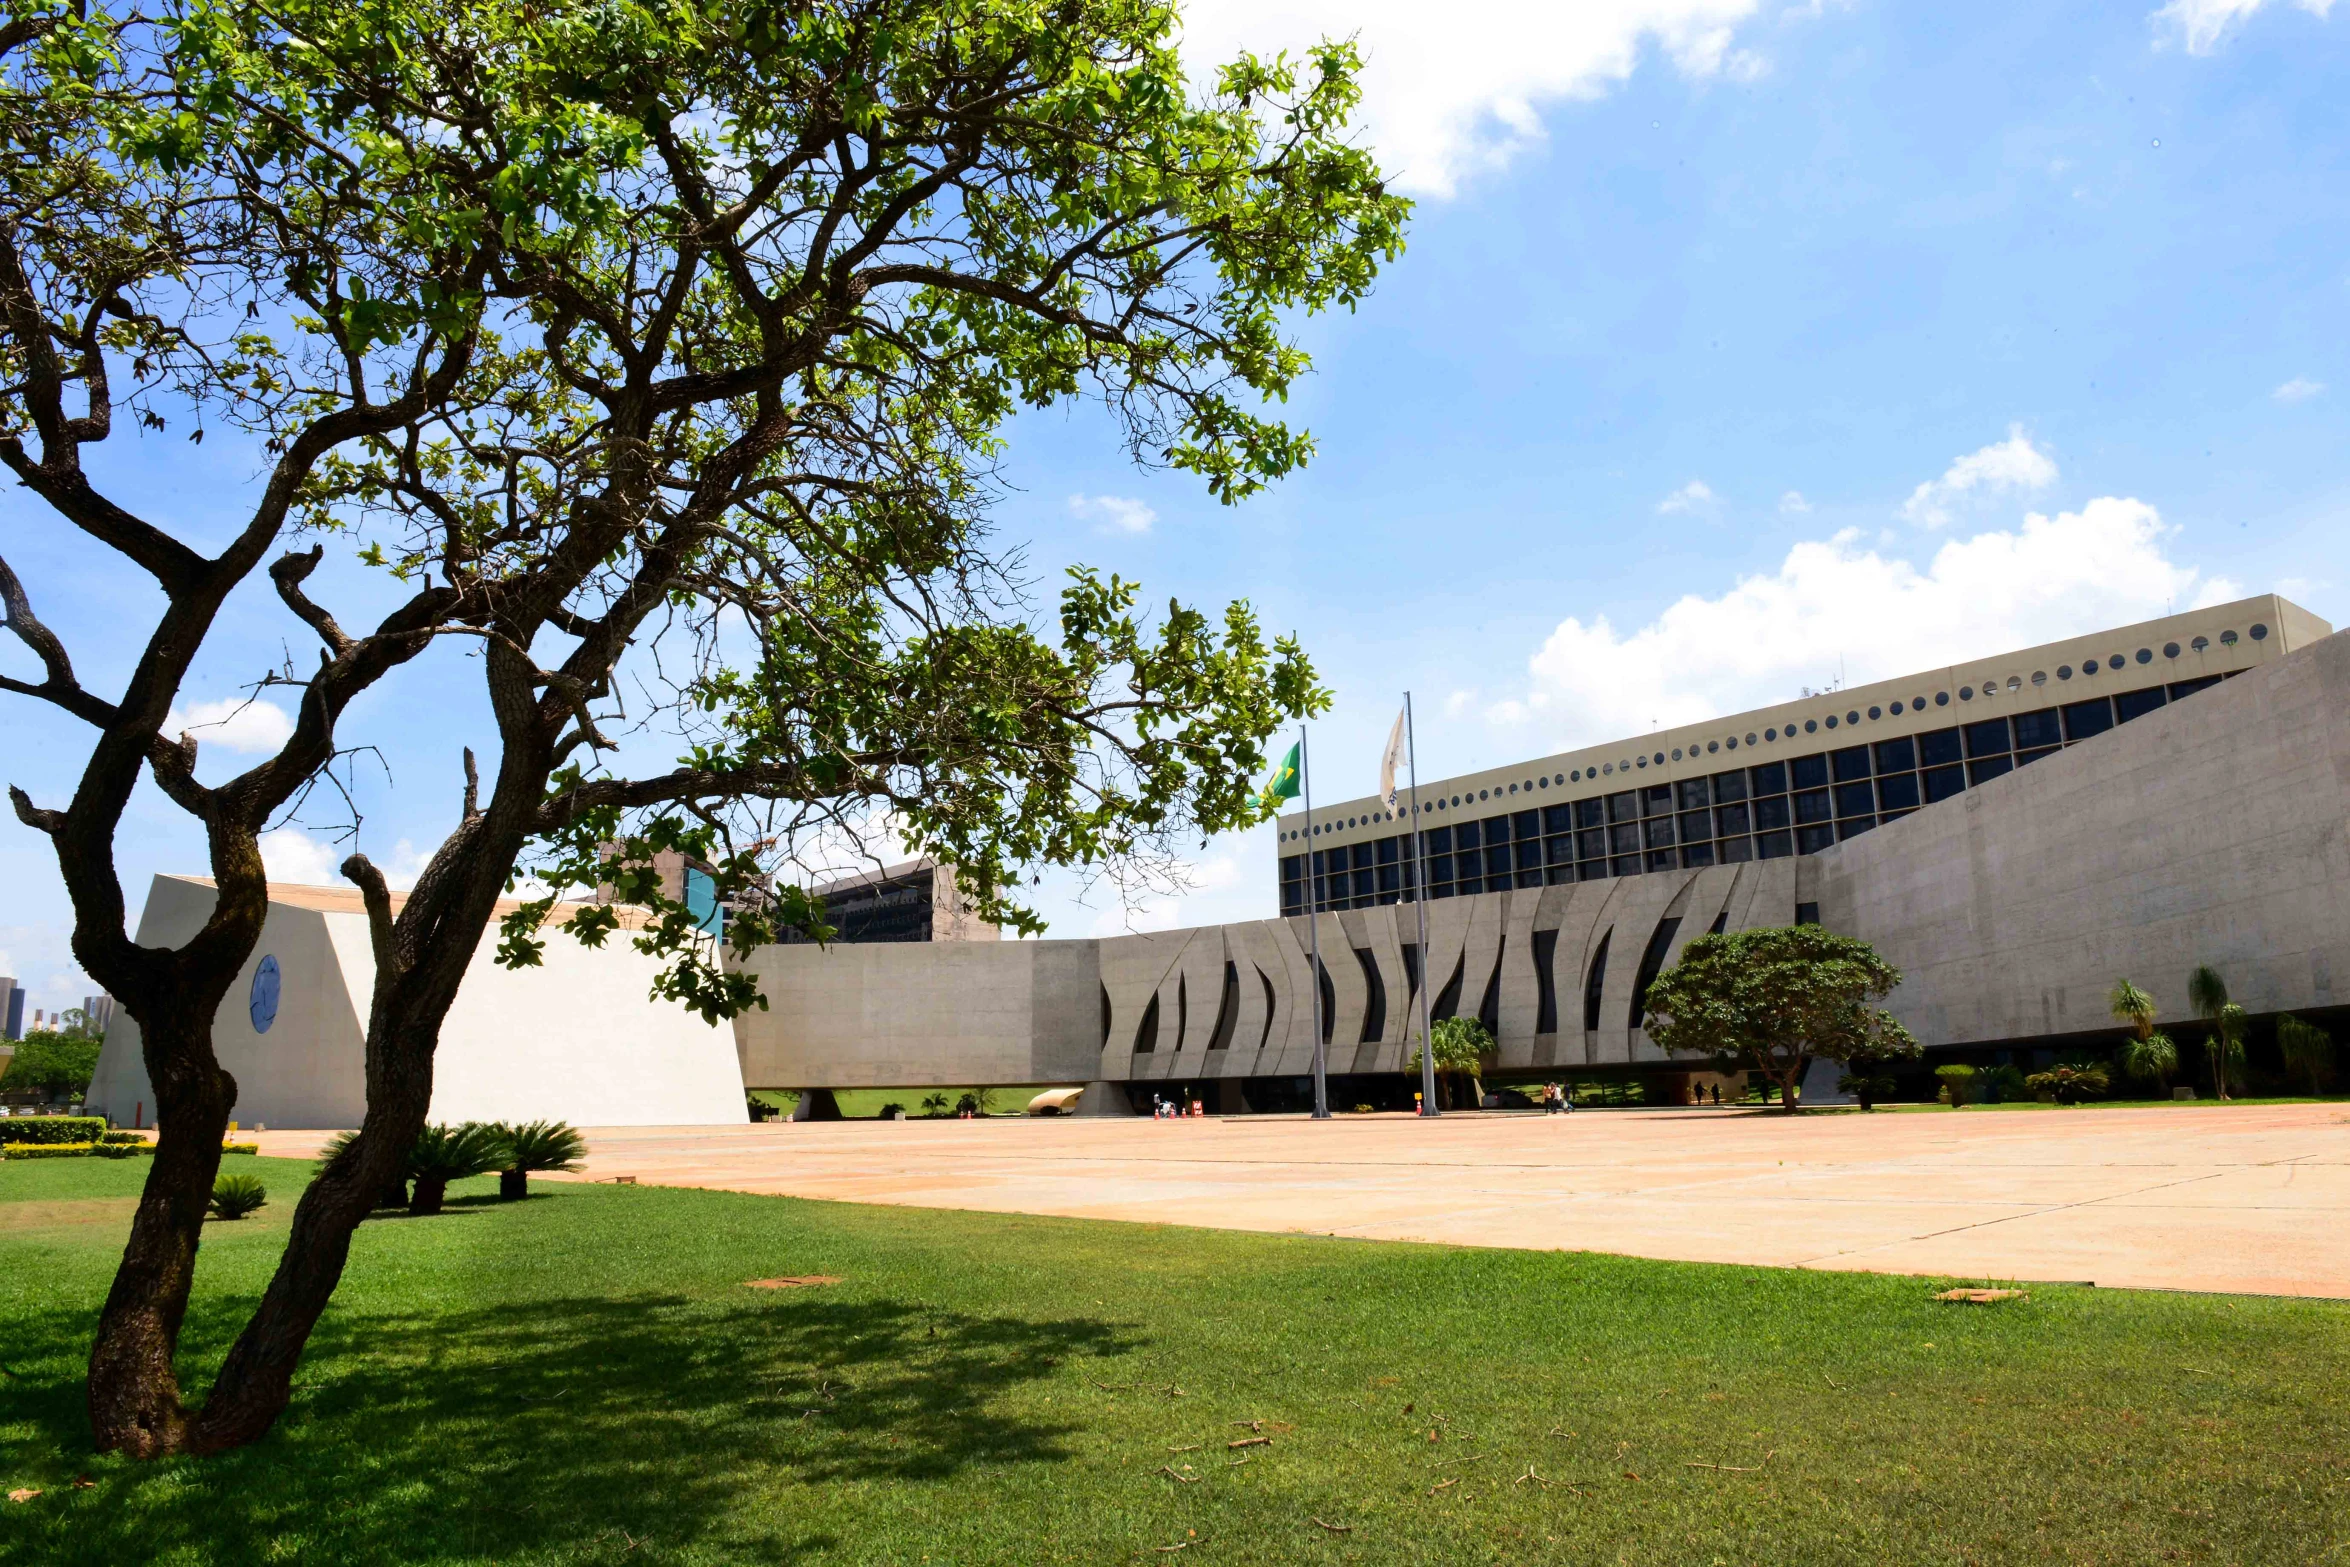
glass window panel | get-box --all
[1963,717,2011,757]
[1753,795,1792,831]
[1881,807,1915,825]
[1794,789,1833,824]
[1923,764,1967,802]
[1579,860,1609,882]
[1485,814,1513,844]
[2168,675,2222,700]
[1831,745,1872,781]
[1611,854,1643,876]
[1720,835,1755,864]
[1426,825,1453,854]
[1544,864,1575,886]
[1796,824,1836,855]
[1643,785,1674,816]
[1792,754,1829,790]
[1715,800,1751,835]
[1576,797,1606,829]
[2015,746,2057,767]
[1547,834,1576,865]
[2012,709,2062,749]
[1376,836,1400,865]
[1577,828,1608,859]
[1872,736,1916,773]
[1610,821,1642,855]
[1455,820,1482,850]
[1488,873,1514,893]
[1454,848,1481,879]
[1834,780,1875,818]
[1967,755,2012,786]
[1756,830,1794,860]
[1712,770,1749,802]
[1514,809,1541,841]
[1678,777,1711,809]
[1352,843,1375,870]
[1544,803,1574,834]
[1919,728,1964,767]
[1281,855,1303,882]
[1644,817,1677,848]
[1646,849,1677,873]
[1608,791,1640,823]
[2061,698,2113,741]
[1517,841,1545,872]
[1836,816,1877,841]
[1378,864,1401,892]
[2115,686,2168,723]
[1353,869,1375,897]
[1682,842,1716,868]
[1679,808,1712,842]
[1876,772,1921,811]
[1748,761,1788,796]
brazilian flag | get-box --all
[1261,741,1302,811]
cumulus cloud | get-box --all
[2154,0,2335,54]
[1068,493,1157,535]
[2273,375,2326,403]
[1506,497,2236,746]
[1898,425,2058,528]
[1778,490,1811,515]
[258,827,346,886]
[1656,479,1717,515]
[1178,0,1773,198]
[164,696,294,755]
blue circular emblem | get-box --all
[249,955,281,1035]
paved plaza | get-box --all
[254,1101,2350,1297]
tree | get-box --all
[0,1028,103,1097]
[494,1120,586,1200]
[2187,965,2236,1100]
[2277,1015,2334,1097]
[1,0,1400,1455]
[1408,1016,1491,1109]
[2110,976,2175,1096]
[1642,925,1922,1113]
[406,1122,504,1216]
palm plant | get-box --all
[1411,1017,1494,1108]
[407,1122,505,1215]
[207,1173,268,1221]
[2110,978,2175,1096]
[2278,1015,2335,1096]
[2213,1003,2249,1101]
[2188,965,2234,1100]
[317,1128,410,1211]
[492,1120,587,1201]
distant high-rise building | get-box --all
[1,979,22,1042]
[81,994,115,1033]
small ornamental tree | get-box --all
[1641,925,1921,1113]
[2277,1015,2334,1097]
[1408,1016,1490,1108]
[2109,978,2176,1095]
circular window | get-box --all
[2005,676,2020,692]
[1746,732,1758,745]
[1867,706,1882,720]
[2136,648,2153,664]
[1959,687,1974,701]
[1804,719,1818,733]
[1707,740,1719,754]
[2220,630,2238,646]
[1652,752,1664,765]
[2191,636,2208,652]
[1635,756,1647,769]
[1846,710,1859,724]
[2251,623,2269,641]
[1671,748,1682,761]
[1725,737,1738,750]
[1889,701,1903,715]
[1764,727,1777,741]
[2109,654,2127,669]
[2160,643,2177,659]
[1602,764,1613,776]
[1935,692,1949,706]
[1478,790,1488,801]
[2057,665,2072,679]
[2031,671,2046,685]
[1825,715,1838,729]
[1507,783,1517,794]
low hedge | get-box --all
[0,1116,108,1146]
[4,1142,100,1159]
[223,1143,258,1155]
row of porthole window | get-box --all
[1277,624,2269,841]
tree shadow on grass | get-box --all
[2,1289,1141,1564]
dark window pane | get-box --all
[1796,824,1836,855]
[2015,746,2057,767]
[1794,789,1832,824]
[1547,834,1576,865]
[1712,770,1749,803]
[1923,764,1966,802]
[1792,754,1829,790]
[1881,808,1914,825]
[1576,797,1606,829]
[1646,849,1676,873]
[1312,848,1336,874]
[1455,848,1481,879]
[1608,791,1640,823]
[1834,781,1875,818]
[1455,820,1482,850]
[1749,761,1788,796]
[1611,855,1642,877]
[1644,817,1677,849]
[1352,843,1375,870]
[1545,864,1574,885]
[1920,728,1963,767]
[1716,801,1751,835]
[1873,736,1916,773]
[1378,864,1400,892]
[1427,825,1453,854]
[1968,755,2012,786]
[1756,829,1794,860]
[1682,841,1716,868]
[1964,718,2011,757]
[1376,836,1400,865]
[1754,795,1792,831]
[1517,842,1545,872]
[1720,835,1755,864]
[1489,874,1514,894]
[1579,861,1610,882]
[1281,854,1303,882]
[1485,814,1513,844]
[1679,808,1713,842]
[1876,772,1921,811]
[1610,822,1641,855]
[2115,686,2167,723]
[1353,869,1375,897]
[1544,803,1574,834]
[2168,675,2221,700]
[1577,828,1608,859]
[1429,881,1455,900]
[1837,816,1876,841]
[1831,746,1872,781]
[1515,868,1543,889]
[1514,809,1541,842]
[1643,785,1674,816]
[2062,699,2113,741]
[2012,709,2062,749]
[1678,777,1711,810]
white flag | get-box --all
[1379,706,1408,811]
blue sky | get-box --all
[7,0,2350,1001]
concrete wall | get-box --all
[88,877,748,1129]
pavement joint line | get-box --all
[1793,1170,2234,1267]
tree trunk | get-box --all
[499,1168,526,1201]
[85,1019,237,1457]
[1778,1073,1800,1112]
[409,1175,449,1216]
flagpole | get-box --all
[1408,691,1438,1118]
[1301,724,1330,1120]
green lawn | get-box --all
[4,1157,2347,1564]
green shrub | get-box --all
[94,1142,139,1159]
[1980,1064,2029,1103]
[2026,1063,2110,1104]
[1839,1073,1898,1110]
[409,1122,505,1215]
[490,1119,587,1200]
[222,1142,259,1155]
[99,1131,147,1145]
[0,1115,109,1146]
[207,1172,268,1220]
[3,1141,98,1159]
[1935,1064,1979,1106]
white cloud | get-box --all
[1899,424,2058,528]
[1067,493,1157,535]
[1178,1,1774,198]
[2154,0,2334,55]
[1778,490,1811,515]
[2273,375,2326,403]
[258,827,346,886]
[1656,479,1717,515]
[1506,497,2236,746]
[1443,688,1477,717]
[164,696,294,755]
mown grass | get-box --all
[3,1154,2347,1565]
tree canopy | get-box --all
[1641,924,1920,1112]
